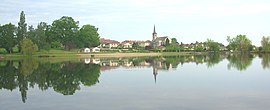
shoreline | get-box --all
[78,52,162,58]
[1,51,269,59]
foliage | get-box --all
[165,45,182,52]
[132,42,140,49]
[51,16,79,50]
[206,39,220,52]
[261,36,270,52]
[20,38,38,55]
[0,60,101,103]
[17,11,27,52]
[227,35,252,52]
[194,42,205,51]
[227,54,253,71]
[260,54,270,69]
[207,53,221,68]
[78,24,100,48]
[171,38,178,44]
[165,38,170,46]
[0,23,17,53]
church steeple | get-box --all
[153,25,157,34]
[152,25,157,40]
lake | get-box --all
[1,54,270,110]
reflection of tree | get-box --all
[0,61,18,91]
[260,54,270,69]
[50,62,100,95]
[19,58,39,76]
[207,53,222,68]
[227,54,254,71]
[0,59,101,103]
[164,56,181,69]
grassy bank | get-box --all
[0,49,241,59]
[0,49,78,59]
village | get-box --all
[81,25,228,53]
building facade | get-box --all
[151,25,172,48]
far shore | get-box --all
[78,52,162,58]
[78,52,208,58]
[1,51,268,59]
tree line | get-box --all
[164,34,270,53]
[0,11,100,54]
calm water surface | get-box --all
[1,54,270,110]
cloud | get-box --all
[129,0,270,18]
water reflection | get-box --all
[227,54,255,71]
[0,59,100,103]
[83,54,228,73]
[1,54,270,103]
[259,54,270,69]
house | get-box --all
[121,40,134,48]
[137,40,151,47]
[90,47,100,52]
[81,48,91,53]
[151,25,172,48]
[100,38,120,48]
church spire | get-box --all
[153,25,157,34]
[152,25,157,40]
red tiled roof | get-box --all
[100,38,120,44]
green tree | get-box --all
[27,25,36,43]
[132,42,140,49]
[20,38,38,55]
[36,22,49,50]
[0,23,17,53]
[206,39,220,52]
[227,35,252,52]
[261,36,270,52]
[78,24,100,48]
[51,16,79,50]
[165,38,170,46]
[171,38,178,45]
[17,11,27,52]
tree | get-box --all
[165,38,170,46]
[261,36,270,52]
[36,22,49,50]
[17,11,27,52]
[206,39,220,52]
[27,25,36,43]
[132,42,140,49]
[171,38,178,45]
[0,23,17,53]
[78,24,100,48]
[227,35,252,52]
[20,38,38,55]
[51,16,79,50]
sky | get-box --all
[1,0,270,46]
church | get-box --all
[151,25,172,48]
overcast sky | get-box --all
[1,0,270,46]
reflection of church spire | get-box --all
[153,67,158,84]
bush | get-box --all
[20,38,38,55]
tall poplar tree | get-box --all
[17,11,27,52]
